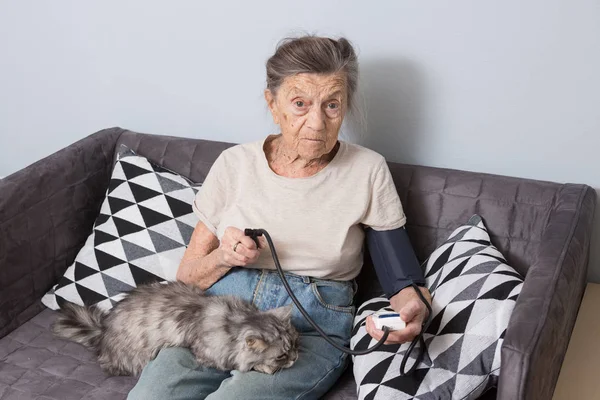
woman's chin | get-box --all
[299,150,325,161]
[299,141,326,158]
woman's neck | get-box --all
[264,134,339,178]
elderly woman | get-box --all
[128,35,431,400]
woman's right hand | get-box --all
[217,226,268,268]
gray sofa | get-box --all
[0,127,596,400]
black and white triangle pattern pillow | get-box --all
[351,215,523,400]
[42,146,201,311]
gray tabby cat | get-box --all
[52,281,299,376]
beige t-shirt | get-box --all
[192,137,406,281]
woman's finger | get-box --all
[366,317,422,344]
[238,235,258,250]
[399,300,425,324]
[225,227,257,248]
[232,243,258,259]
[385,322,421,344]
[219,240,249,266]
[366,317,384,341]
[226,227,263,251]
[220,227,262,265]
[257,236,268,249]
[223,248,249,265]
[366,316,401,344]
[224,226,244,240]
[247,249,261,264]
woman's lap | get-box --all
[127,267,355,400]
[127,336,349,400]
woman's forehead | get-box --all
[281,73,347,98]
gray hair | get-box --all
[266,35,359,110]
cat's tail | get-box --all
[52,302,106,349]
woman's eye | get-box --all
[327,103,338,109]
[295,101,305,108]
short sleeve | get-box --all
[192,152,229,236]
[361,159,406,231]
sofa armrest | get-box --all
[497,184,597,400]
[0,127,124,338]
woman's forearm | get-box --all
[176,248,231,289]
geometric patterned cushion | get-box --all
[42,146,201,311]
[351,215,523,400]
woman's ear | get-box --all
[264,89,280,125]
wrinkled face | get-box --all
[265,73,348,161]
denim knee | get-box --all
[128,380,169,400]
[127,347,198,400]
[128,383,165,400]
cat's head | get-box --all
[237,305,299,374]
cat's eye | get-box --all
[276,353,287,360]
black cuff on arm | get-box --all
[365,226,426,299]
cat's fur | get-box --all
[52,281,299,376]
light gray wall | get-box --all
[1,1,600,279]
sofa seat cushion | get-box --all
[0,309,137,399]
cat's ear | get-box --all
[245,336,268,352]
[268,305,293,321]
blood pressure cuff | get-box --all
[365,226,426,298]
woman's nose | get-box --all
[306,107,326,132]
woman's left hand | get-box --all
[365,286,431,344]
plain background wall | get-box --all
[1,1,599,279]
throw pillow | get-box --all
[351,215,523,400]
[42,146,201,311]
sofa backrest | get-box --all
[115,130,561,298]
[386,162,558,275]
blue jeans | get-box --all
[127,267,356,400]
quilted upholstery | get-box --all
[0,128,125,340]
[114,130,235,185]
[0,309,136,399]
[0,127,595,399]
[0,311,490,400]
